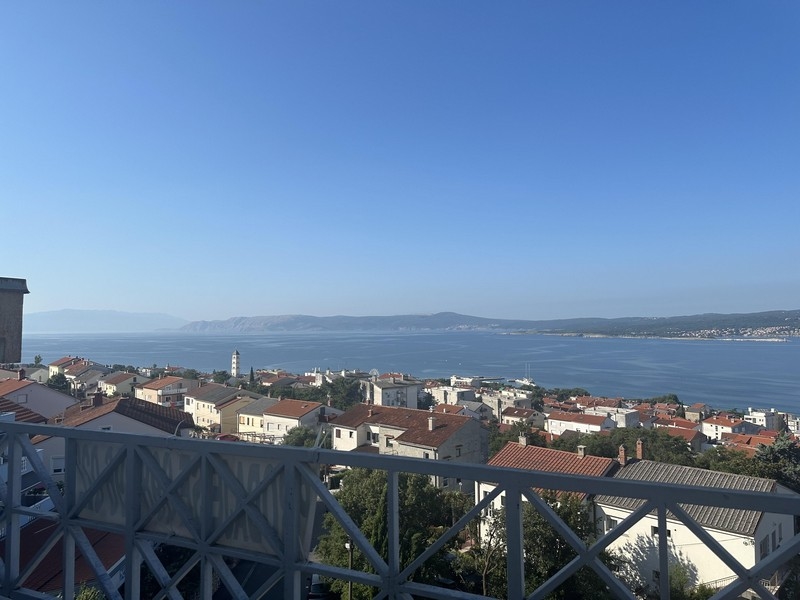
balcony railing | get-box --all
[0,421,799,600]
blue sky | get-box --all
[3,2,799,321]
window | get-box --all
[771,530,777,551]
[185,398,192,405]
[385,437,394,448]
[349,431,354,438]
[423,452,430,459]
[606,517,619,532]
[100,426,112,431]
[760,536,769,559]
[456,446,462,457]
[335,429,341,439]
[652,571,660,583]
[240,416,245,424]
[442,477,449,487]
[651,526,670,537]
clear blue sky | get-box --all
[4,2,799,321]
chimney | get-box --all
[93,392,104,407]
[577,445,586,458]
[428,415,435,431]
[636,438,644,460]
[618,444,627,467]
[367,408,373,417]
[17,368,25,381]
[518,435,529,446]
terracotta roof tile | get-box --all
[547,411,610,426]
[333,404,473,449]
[264,399,322,418]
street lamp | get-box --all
[345,537,353,600]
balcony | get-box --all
[0,421,799,600]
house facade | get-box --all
[135,376,199,409]
[0,377,75,419]
[263,399,326,444]
[331,404,488,490]
[595,460,796,595]
[545,411,616,437]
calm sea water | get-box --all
[20,331,800,414]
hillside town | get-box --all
[1,342,799,598]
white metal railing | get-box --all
[0,421,799,600]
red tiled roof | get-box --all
[434,404,464,415]
[264,399,321,418]
[489,442,617,499]
[333,404,474,449]
[101,372,137,386]
[502,407,537,419]
[654,417,698,430]
[547,411,610,426]
[661,427,705,442]
[141,376,184,390]
[0,519,124,593]
[0,378,35,396]
[49,356,79,367]
[703,415,744,427]
[0,398,47,424]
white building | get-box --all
[701,415,747,442]
[361,376,422,409]
[331,404,488,490]
[263,399,326,444]
[545,411,616,437]
[596,460,796,595]
[583,406,640,429]
[744,407,781,431]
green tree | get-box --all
[211,370,230,384]
[249,366,255,384]
[33,354,42,366]
[475,493,620,599]
[46,372,70,393]
[180,368,200,380]
[552,428,695,466]
[315,469,464,600]
[75,583,107,599]
[283,426,320,448]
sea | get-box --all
[20,331,800,414]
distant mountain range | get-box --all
[23,309,800,338]
[180,310,800,338]
[24,310,188,333]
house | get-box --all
[653,416,700,431]
[545,411,616,437]
[500,406,545,429]
[48,356,83,379]
[62,360,112,398]
[263,399,327,444]
[720,432,782,456]
[33,396,195,480]
[574,396,623,410]
[684,403,712,423]
[457,399,493,420]
[235,397,279,443]
[477,440,618,540]
[98,371,150,397]
[701,414,747,442]
[583,406,640,429]
[479,389,535,419]
[595,460,796,594]
[0,376,76,419]
[182,382,263,432]
[135,375,199,408]
[743,407,782,431]
[430,386,477,405]
[361,375,422,409]
[659,426,706,453]
[331,404,488,490]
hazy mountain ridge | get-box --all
[24,309,188,333]
[180,310,800,337]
